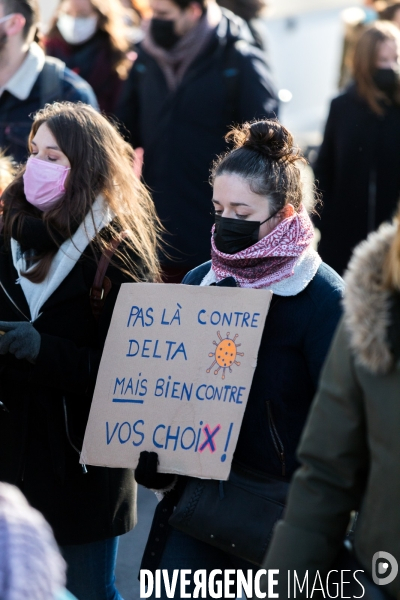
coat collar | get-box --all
[343,221,396,374]
[0,42,45,101]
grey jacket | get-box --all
[261,221,400,598]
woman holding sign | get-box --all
[0,102,162,600]
[136,119,344,598]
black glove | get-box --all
[0,321,41,363]
[134,451,176,490]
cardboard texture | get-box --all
[81,283,272,480]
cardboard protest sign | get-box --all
[81,283,272,480]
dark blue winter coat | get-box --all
[183,260,344,479]
[0,59,98,164]
[116,11,279,268]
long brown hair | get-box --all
[48,0,131,79]
[353,21,400,115]
[2,102,162,283]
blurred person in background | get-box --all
[261,205,400,600]
[215,0,267,50]
[0,150,14,215]
[118,0,152,43]
[45,0,131,114]
[0,152,14,215]
[339,0,378,89]
[0,482,76,600]
[0,151,14,194]
[0,0,97,165]
[315,21,400,275]
[379,1,400,27]
[0,102,162,599]
[119,0,152,24]
[117,0,278,283]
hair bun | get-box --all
[227,120,300,163]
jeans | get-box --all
[149,528,258,599]
[61,537,123,600]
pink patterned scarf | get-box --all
[211,204,315,289]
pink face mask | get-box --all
[23,156,70,211]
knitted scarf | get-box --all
[211,204,316,289]
[141,3,221,91]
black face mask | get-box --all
[150,18,180,50]
[213,212,277,255]
[373,68,400,98]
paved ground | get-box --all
[116,486,158,600]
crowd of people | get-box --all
[1,0,400,598]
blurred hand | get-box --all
[134,451,176,490]
[0,321,41,363]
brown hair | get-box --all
[122,0,152,20]
[171,0,206,11]
[211,120,307,214]
[48,0,131,79]
[2,102,162,283]
[353,21,400,115]
[0,0,39,40]
[379,2,400,22]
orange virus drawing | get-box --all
[207,331,244,380]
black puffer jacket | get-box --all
[0,230,137,545]
[117,10,279,268]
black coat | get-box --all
[314,85,400,275]
[0,232,137,545]
[116,12,279,268]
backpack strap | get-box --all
[89,236,123,320]
[40,57,65,106]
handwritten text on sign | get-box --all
[81,283,272,480]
